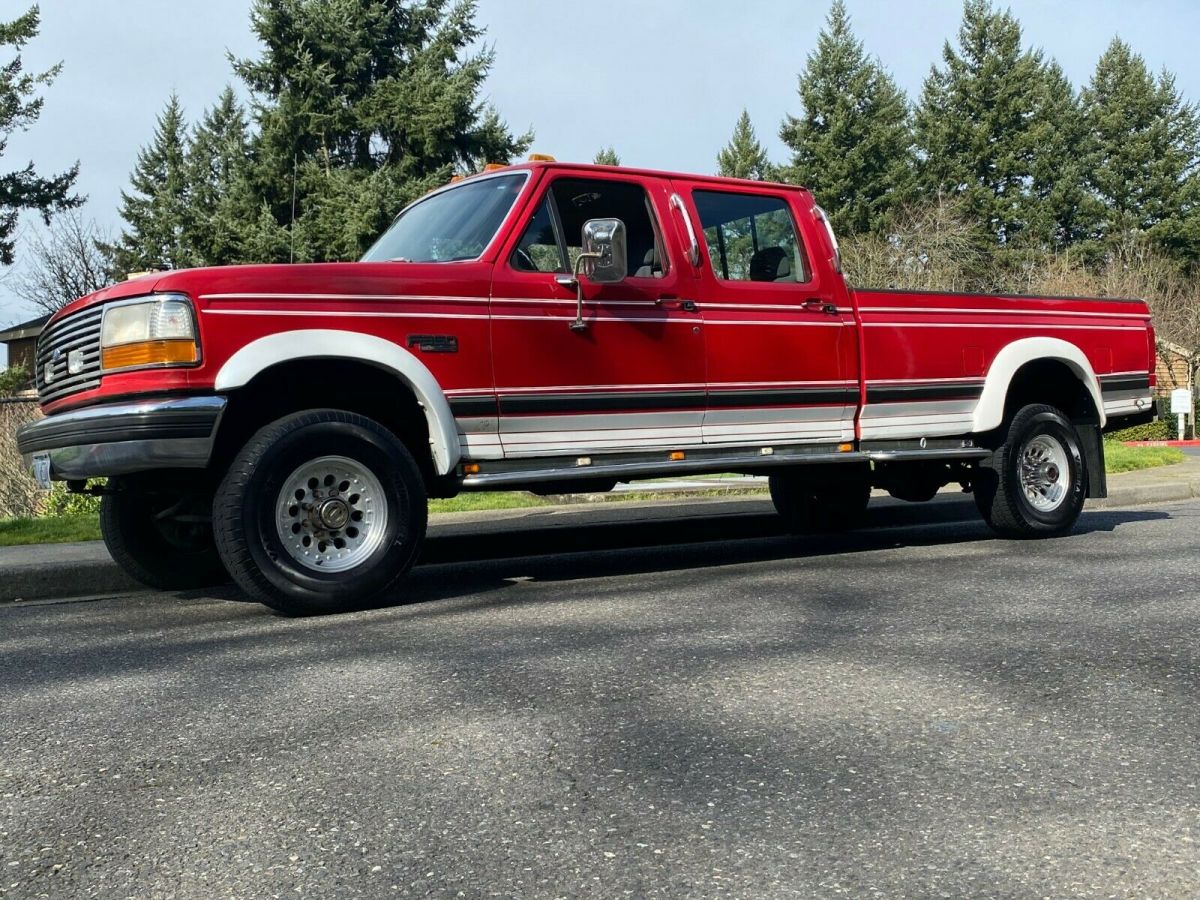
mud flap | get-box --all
[1079,424,1107,499]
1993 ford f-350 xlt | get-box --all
[18,160,1157,614]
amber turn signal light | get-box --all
[102,340,198,371]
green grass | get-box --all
[1103,441,1185,474]
[429,492,553,513]
[0,515,101,546]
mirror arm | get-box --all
[566,252,602,332]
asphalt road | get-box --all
[2,497,1199,898]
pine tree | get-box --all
[717,110,772,181]
[112,94,194,274]
[1080,38,1200,261]
[593,147,621,166]
[914,0,1085,249]
[185,86,253,265]
[779,0,912,236]
[0,5,81,266]
[231,0,532,262]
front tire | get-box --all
[213,410,427,615]
[974,403,1086,538]
[100,479,227,590]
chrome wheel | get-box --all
[275,455,389,572]
[1019,434,1069,512]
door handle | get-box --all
[660,297,698,312]
[804,298,839,315]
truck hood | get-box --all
[48,259,488,322]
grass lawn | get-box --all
[1103,441,1186,474]
[0,515,101,546]
[0,444,1184,546]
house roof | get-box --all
[0,314,50,343]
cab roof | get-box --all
[483,160,809,194]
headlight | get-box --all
[100,295,199,371]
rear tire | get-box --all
[974,403,1086,538]
[101,480,227,590]
[213,409,427,615]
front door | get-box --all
[489,171,705,459]
[673,181,859,448]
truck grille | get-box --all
[35,305,104,404]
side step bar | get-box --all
[460,441,990,488]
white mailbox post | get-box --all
[1170,388,1192,440]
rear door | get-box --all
[671,181,859,448]
[489,170,706,458]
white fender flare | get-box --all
[973,337,1106,433]
[214,329,461,475]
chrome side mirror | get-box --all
[581,218,627,283]
[563,218,628,332]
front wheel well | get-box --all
[210,359,437,486]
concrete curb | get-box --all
[3,464,1198,604]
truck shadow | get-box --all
[189,499,1170,614]
[385,498,1169,612]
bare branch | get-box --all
[11,210,113,315]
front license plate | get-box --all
[31,452,52,490]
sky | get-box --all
[3,0,1200,337]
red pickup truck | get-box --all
[18,160,1156,614]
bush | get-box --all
[1107,420,1172,441]
[39,481,103,517]
[0,365,30,395]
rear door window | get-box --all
[693,190,810,283]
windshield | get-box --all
[361,172,528,263]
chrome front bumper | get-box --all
[17,395,227,481]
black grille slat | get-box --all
[36,306,105,403]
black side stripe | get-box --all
[500,391,707,414]
[449,397,498,417]
[1099,375,1150,394]
[453,388,858,417]
[866,382,984,404]
[707,388,858,408]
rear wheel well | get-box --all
[211,359,438,487]
[1002,359,1099,426]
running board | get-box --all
[460,442,990,488]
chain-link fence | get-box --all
[0,397,43,519]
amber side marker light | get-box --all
[668,451,686,461]
[462,463,481,475]
[102,340,198,371]
[838,443,854,453]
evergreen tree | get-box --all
[185,86,253,265]
[717,110,773,181]
[593,146,621,166]
[0,5,81,266]
[231,0,532,262]
[112,94,193,274]
[1080,38,1200,261]
[914,0,1086,249]
[779,0,912,236]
